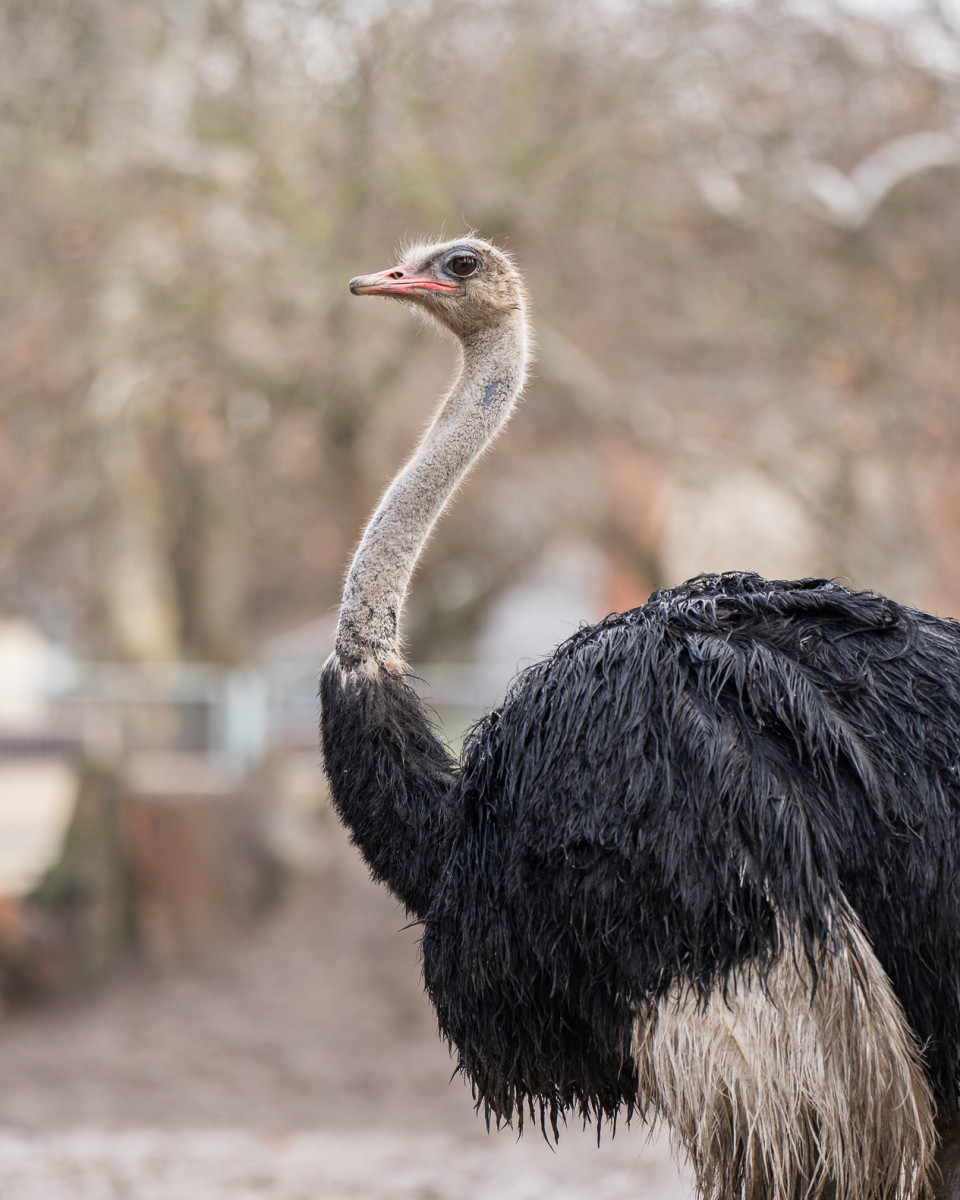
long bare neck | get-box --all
[335,309,530,674]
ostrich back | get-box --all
[416,571,960,1132]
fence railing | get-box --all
[9,658,522,772]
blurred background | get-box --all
[1,0,960,1195]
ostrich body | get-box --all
[320,238,960,1200]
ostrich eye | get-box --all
[446,254,480,279]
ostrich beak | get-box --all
[349,268,460,297]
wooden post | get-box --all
[26,755,276,994]
[121,754,273,963]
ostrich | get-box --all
[320,237,960,1199]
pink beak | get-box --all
[349,267,460,297]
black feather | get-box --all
[320,571,960,1132]
[320,663,456,918]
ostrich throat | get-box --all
[336,312,528,674]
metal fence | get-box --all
[10,658,519,772]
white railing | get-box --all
[13,658,522,772]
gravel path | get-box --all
[0,1129,690,1200]
[0,816,691,1199]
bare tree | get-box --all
[2,0,960,661]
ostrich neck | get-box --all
[335,311,529,674]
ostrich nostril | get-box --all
[388,270,404,279]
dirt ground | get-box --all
[0,815,691,1200]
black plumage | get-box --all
[321,571,960,1134]
[323,237,960,1196]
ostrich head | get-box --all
[349,236,525,339]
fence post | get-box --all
[220,668,269,770]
